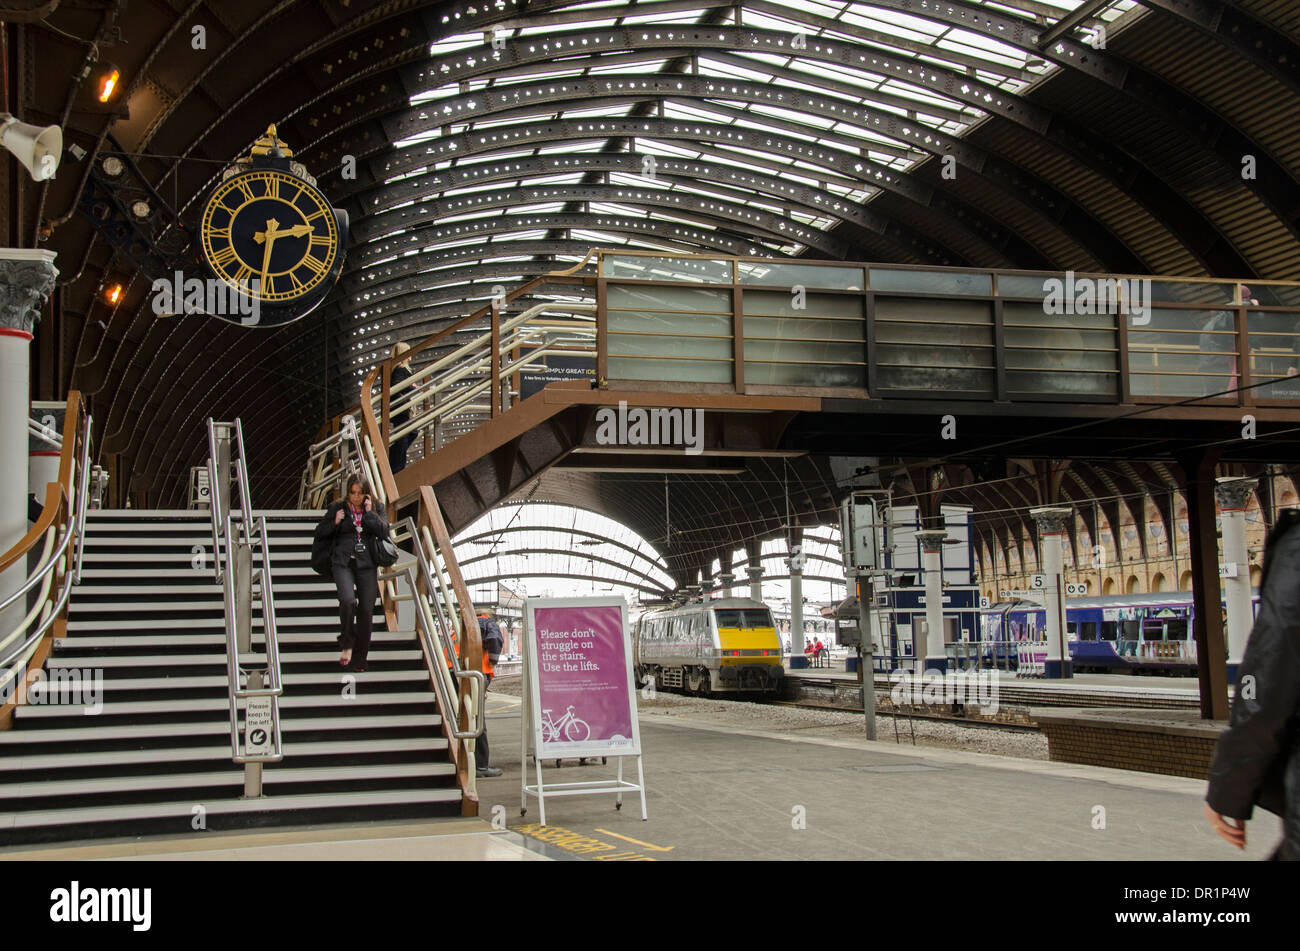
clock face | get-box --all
[200,169,340,304]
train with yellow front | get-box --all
[634,598,784,695]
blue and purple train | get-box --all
[978,591,1259,675]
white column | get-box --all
[747,565,763,603]
[1031,507,1072,678]
[916,530,948,672]
[1215,477,1256,684]
[788,540,806,668]
[716,571,734,599]
[0,250,58,638]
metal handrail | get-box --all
[378,303,598,447]
[222,512,284,765]
[233,419,257,546]
[1,395,88,705]
[27,417,61,450]
[206,419,225,584]
[72,413,92,584]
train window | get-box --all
[715,609,774,629]
[1080,622,1098,641]
[1100,621,1118,641]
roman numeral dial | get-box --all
[200,168,341,306]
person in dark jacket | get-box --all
[314,476,390,672]
[1204,508,1300,859]
[388,342,416,475]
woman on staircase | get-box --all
[315,476,390,671]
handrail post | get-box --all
[490,297,501,418]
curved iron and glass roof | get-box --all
[20,0,1300,573]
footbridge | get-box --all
[308,249,1300,530]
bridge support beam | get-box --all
[1179,450,1229,720]
[1031,508,1073,679]
[1215,477,1256,685]
[916,530,948,673]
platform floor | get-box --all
[4,693,1272,861]
[476,695,1272,861]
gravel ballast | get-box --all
[487,675,1048,760]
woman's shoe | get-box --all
[339,649,352,667]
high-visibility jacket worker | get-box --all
[477,611,503,678]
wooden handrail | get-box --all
[0,393,81,574]
[359,368,484,813]
[1,392,83,731]
[319,268,595,437]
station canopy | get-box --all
[23,0,1300,580]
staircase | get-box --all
[0,508,461,847]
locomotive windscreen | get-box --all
[714,609,774,629]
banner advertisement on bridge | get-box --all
[522,597,640,757]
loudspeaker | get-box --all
[0,114,62,182]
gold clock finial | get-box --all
[250,124,294,159]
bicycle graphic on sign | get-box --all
[540,705,591,742]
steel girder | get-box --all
[355,149,887,234]
[343,211,773,289]
[353,58,1130,265]
[1134,0,1300,96]
[311,21,1248,275]
[351,182,849,253]
[868,0,1300,258]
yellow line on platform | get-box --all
[594,829,674,851]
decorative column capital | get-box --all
[1030,506,1072,535]
[915,529,947,554]
[746,565,764,580]
[0,249,58,337]
[716,571,734,587]
[1214,476,1257,512]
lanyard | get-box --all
[352,508,364,541]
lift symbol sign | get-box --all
[245,696,273,756]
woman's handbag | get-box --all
[374,536,399,567]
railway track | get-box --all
[769,699,1043,733]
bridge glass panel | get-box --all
[1248,310,1300,401]
[869,268,992,296]
[1002,303,1119,399]
[602,254,731,283]
[736,261,864,290]
[1128,308,1234,399]
[606,283,733,383]
[742,290,865,387]
[873,297,994,397]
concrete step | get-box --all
[52,632,416,650]
[0,786,462,832]
[0,714,442,745]
[47,650,425,667]
[0,736,447,771]
[32,671,432,690]
[0,762,456,799]
[12,691,437,718]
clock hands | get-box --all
[254,219,314,289]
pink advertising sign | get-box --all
[524,597,641,757]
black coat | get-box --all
[1206,518,1300,859]
[314,500,390,570]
